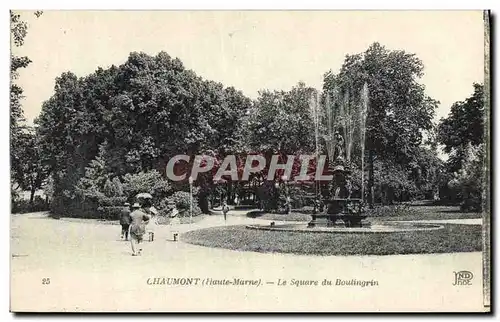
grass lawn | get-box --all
[246,205,483,223]
[368,205,483,222]
[181,224,482,256]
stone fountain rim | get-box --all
[245,222,445,234]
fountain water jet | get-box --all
[307,83,370,228]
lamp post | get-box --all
[274,180,280,211]
[188,176,193,223]
[281,175,290,214]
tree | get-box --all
[11,129,49,203]
[323,42,438,205]
[74,143,110,201]
[438,83,484,172]
[74,144,127,215]
[239,82,319,210]
[10,11,43,198]
[409,146,444,200]
[373,159,415,204]
[448,143,485,211]
[204,85,252,154]
[247,82,316,155]
[36,51,250,216]
[437,83,485,209]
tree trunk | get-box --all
[29,186,36,204]
[368,150,375,209]
[199,192,209,213]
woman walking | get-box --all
[128,203,151,256]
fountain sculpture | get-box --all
[308,84,370,228]
[308,130,367,228]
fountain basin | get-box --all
[308,214,368,228]
[246,222,444,234]
[310,198,368,227]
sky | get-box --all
[13,10,485,125]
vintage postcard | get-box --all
[10,10,490,312]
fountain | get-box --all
[245,83,444,234]
[308,131,367,228]
[307,85,369,228]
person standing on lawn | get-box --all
[285,195,291,214]
[129,203,151,256]
[120,202,132,240]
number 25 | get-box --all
[42,278,50,285]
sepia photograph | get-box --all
[9,9,490,312]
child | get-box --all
[146,206,159,242]
[168,203,180,241]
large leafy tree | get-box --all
[36,72,87,210]
[247,82,316,155]
[10,11,45,202]
[409,146,444,199]
[205,85,252,155]
[323,42,438,205]
[11,11,31,134]
[11,129,49,203]
[11,11,33,195]
[447,143,485,211]
[437,83,485,210]
[36,51,251,216]
[437,83,484,172]
[238,82,318,209]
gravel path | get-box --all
[399,218,483,225]
[10,211,485,312]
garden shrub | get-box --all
[103,178,124,197]
[367,204,419,218]
[170,191,202,216]
[287,186,311,209]
[122,170,171,203]
[11,196,50,214]
[256,181,278,211]
[98,196,127,207]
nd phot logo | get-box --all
[452,271,473,286]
